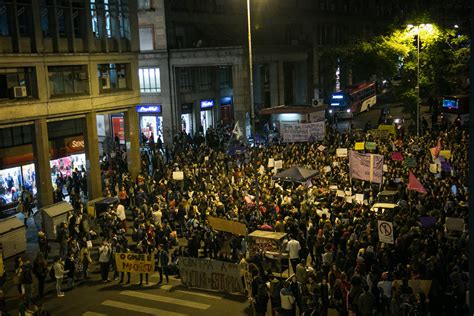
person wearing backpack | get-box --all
[280,281,296,316]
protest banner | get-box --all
[349,150,384,184]
[445,217,464,231]
[368,129,390,139]
[336,190,345,197]
[172,171,184,180]
[391,152,403,161]
[378,220,394,244]
[377,124,396,136]
[365,142,377,151]
[208,216,247,236]
[336,148,348,157]
[281,122,325,143]
[439,150,452,160]
[274,160,283,170]
[354,142,365,151]
[115,253,155,274]
[405,157,417,168]
[355,194,364,204]
[178,257,244,294]
[268,158,275,168]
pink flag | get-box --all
[430,138,442,158]
[391,152,404,161]
[408,170,427,194]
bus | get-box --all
[329,82,377,118]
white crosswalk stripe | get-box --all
[174,289,223,300]
[82,312,107,316]
[101,300,188,316]
[120,290,211,309]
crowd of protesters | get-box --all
[9,112,468,316]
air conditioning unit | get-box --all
[312,98,323,107]
[10,86,27,98]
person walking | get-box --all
[53,256,68,297]
[98,240,111,282]
[13,257,23,295]
[20,259,33,308]
[33,253,48,299]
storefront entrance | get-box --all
[200,99,215,134]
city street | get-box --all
[42,274,250,316]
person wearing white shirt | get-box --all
[286,235,301,274]
[116,203,127,231]
[152,207,162,227]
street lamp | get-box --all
[407,23,431,137]
[246,0,260,212]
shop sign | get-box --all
[65,136,85,154]
[136,104,162,113]
[200,99,214,110]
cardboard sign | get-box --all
[115,253,155,274]
[323,166,331,173]
[336,148,348,157]
[383,164,388,172]
[445,217,464,231]
[208,216,247,236]
[268,158,275,168]
[173,171,184,180]
[378,220,394,244]
[354,142,365,151]
[365,142,377,150]
[179,257,243,294]
[318,145,326,151]
[368,129,390,139]
[377,124,396,136]
[274,160,283,170]
[336,190,345,197]
[393,280,432,297]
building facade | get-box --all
[0,0,141,208]
[137,0,406,143]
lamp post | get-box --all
[246,0,260,212]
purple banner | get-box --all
[420,216,436,228]
[349,150,384,184]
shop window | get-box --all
[98,63,129,93]
[139,67,161,93]
[48,65,89,97]
[139,26,154,51]
[218,66,232,89]
[0,4,9,36]
[178,68,193,92]
[0,67,37,99]
[197,67,211,91]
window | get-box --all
[48,66,88,97]
[197,67,211,90]
[138,0,151,10]
[139,27,153,51]
[0,4,9,36]
[178,68,193,92]
[98,63,129,92]
[40,0,50,37]
[72,1,85,38]
[90,0,99,38]
[139,67,161,93]
[104,0,112,38]
[0,67,37,99]
[17,3,32,37]
[218,66,232,89]
[118,0,130,39]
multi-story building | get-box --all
[0,0,140,208]
[137,0,407,143]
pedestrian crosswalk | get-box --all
[82,280,225,316]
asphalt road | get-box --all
[21,272,251,316]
